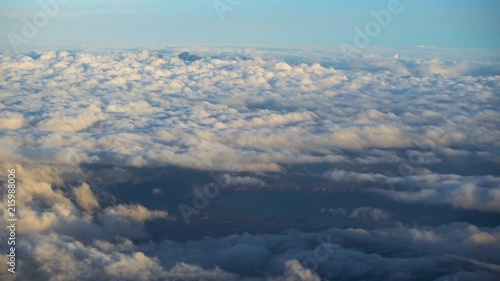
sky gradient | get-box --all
[1,0,499,49]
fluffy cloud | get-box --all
[221,173,265,187]
[0,48,497,171]
[73,182,99,212]
[0,111,24,129]
[104,204,168,221]
[0,164,169,241]
[36,104,106,132]
[1,163,498,280]
[322,169,388,183]
[373,174,500,213]
[349,207,392,221]
[0,46,498,281]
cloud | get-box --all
[73,182,99,212]
[36,104,107,132]
[105,204,168,221]
[1,164,500,280]
[322,169,388,183]
[374,174,500,213]
[221,174,265,187]
[0,164,168,242]
[0,49,497,171]
[0,47,499,281]
[0,111,24,129]
[349,207,392,221]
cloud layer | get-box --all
[0,48,498,172]
[0,47,499,280]
[0,164,499,281]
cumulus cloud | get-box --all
[374,174,500,213]
[322,169,388,183]
[221,173,265,187]
[1,163,498,280]
[0,164,169,242]
[0,111,24,129]
[36,104,106,132]
[0,48,497,171]
[0,47,498,281]
[73,182,99,212]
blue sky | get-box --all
[1,0,499,49]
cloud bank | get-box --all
[0,48,498,171]
[0,47,499,280]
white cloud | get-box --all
[221,174,265,187]
[1,164,499,281]
[105,204,168,222]
[0,48,496,171]
[36,104,106,132]
[73,182,99,212]
[322,169,388,183]
[0,111,24,129]
[0,47,499,281]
